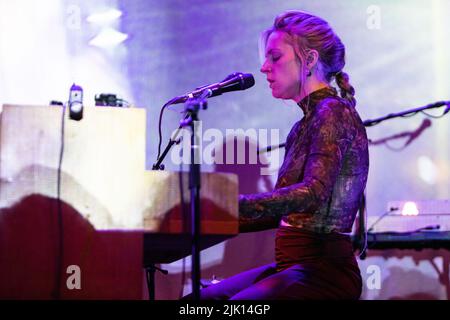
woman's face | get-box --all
[260,31,302,101]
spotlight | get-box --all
[89,27,128,48]
[87,9,122,24]
[401,201,419,216]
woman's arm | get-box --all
[238,100,356,232]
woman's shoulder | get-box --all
[309,96,355,129]
[316,94,366,130]
[310,95,361,140]
[314,95,353,117]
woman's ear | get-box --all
[306,49,319,69]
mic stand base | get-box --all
[144,264,168,301]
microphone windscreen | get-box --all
[241,73,255,89]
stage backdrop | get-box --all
[0,0,449,299]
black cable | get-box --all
[157,101,172,160]
[420,109,448,119]
[367,207,399,233]
[369,229,438,236]
[383,141,408,152]
[116,99,130,107]
[53,103,67,299]
[364,101,449,127]
[357,192,368,259]
[414,224,440,232]
[157,105,165,159]
[399,112,419,118]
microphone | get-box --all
[169,72,255,105]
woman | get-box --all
[194,10,369,300]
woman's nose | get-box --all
[260,61,270,74]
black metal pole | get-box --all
[188,105,202,300]
[363,100,449,127]
[146,265,156,300]
[145,264,169,300]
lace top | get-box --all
[239,87,369,234]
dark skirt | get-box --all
[274,225,362,299]
[184,226,362,300]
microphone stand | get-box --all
[258,100,450,153]
[150,73,253,299]
[362,100,450,127]
[257,142,286,155]
[153,92,209,300]
[181,93,209,301]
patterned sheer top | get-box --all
[239,86,369,234]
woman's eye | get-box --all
[272,56,280,62]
